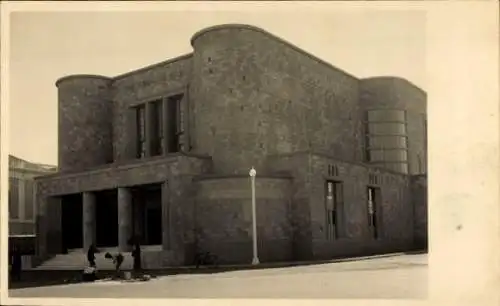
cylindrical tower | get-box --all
[360,77,427,175]
[56,75,113,172]
[189,25,270,174]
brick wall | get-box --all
[57,76,113,172]
[267,151,414,260]
[411,175,428,249]
[194,176,293,264]
[189,25,362,175]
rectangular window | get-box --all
[367,186,381,239]
[150,99,163,156]
[135,104,146,158]
[167,94,183,153]
[325,181,343,240]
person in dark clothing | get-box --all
[11,247,22,281]
[87,244,97,268]
[105,252,124,279]
[132,242,142,273]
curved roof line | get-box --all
[190,23,359,81]
[55,74,112,87]
[361,76,426,95]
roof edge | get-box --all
[190,23,359,81]
[112,53,194,81]
[55,74,112,87]
[361,76,426,95]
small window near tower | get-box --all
[325,180,344,240]
[367,186,381,239]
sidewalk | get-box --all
[30,251,409,272]
[10,251,423,290]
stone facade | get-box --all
[35,24,427,268]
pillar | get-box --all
[118,187,132,252]
[82,192,96,251]
[133,198,143,243]
[162,97,171,153]
[145,101,153,157]
[161,181,170,250]
[45,197,62,254]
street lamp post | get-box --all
[249,167,260,265]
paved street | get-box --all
[10,254,427,299]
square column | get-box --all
[162,97,171,153]
[145,102,153,157]
[82,192,96,251]
[118,187,133,252]
[161,182,170,250]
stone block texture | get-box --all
[35,24,427,267]
[411,174,428,249]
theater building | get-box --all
[34,24,427,268]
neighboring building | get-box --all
[9,155,57,235]
[35,24,427,268]
[9,155,56,267]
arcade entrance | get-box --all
[59,183,163,252]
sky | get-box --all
[9,9,425,165]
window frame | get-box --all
[325,180,344,240]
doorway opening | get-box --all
[95,189,118,248]
[131,184,162,246]
[61,193,83,252]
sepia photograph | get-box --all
[1,1,498,304]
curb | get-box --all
[29,252,408,272]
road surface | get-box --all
[9,254,427,299]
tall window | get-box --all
[325,181,343,240]
[151,99,163,156]
[367,186,380,239]
[134,93,184,158]
[135,105,146,158]
[167,94,183,153]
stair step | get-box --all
[35,251,135,271]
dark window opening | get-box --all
[166,94,183,153]
[325,181,343,240]
[135,105,146,158]
[150,99,163,156]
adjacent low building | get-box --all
[9,155,56,267]
[34,24,428,268]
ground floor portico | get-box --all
[60,183,164,253]
[35,154,213,268]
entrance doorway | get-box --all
[95,189,118,248]
[131,184,162,246]
[60,194,83,252]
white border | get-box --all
[1,1,499,306]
